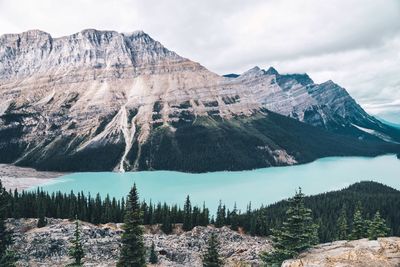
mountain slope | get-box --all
[248,181,400,242]
[0,29,399,172]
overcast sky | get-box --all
[0,0,399,121]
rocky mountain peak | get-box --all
[321,79,336,86]
[0,29,399,172]
[74,29,120,43]
[240,66,264,77]
[265,66,279,75]
[1,29,51,39]
[123,30,148,38]
[281,73,314,86]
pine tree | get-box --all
[92,193,102,224]
[230,203,239,231]
[192,206,201,227]
[200,202,210,226]
[351,203,366,240]
[215,201,226,228]
[161,212,173,234]
[0,180,17,267]
[202,233,223,267]
[68,219,85,266]
[102,194,112,223]
[182,195,193,231]
[37,200,47,228]
[336,205,348,240]
[149,241,158,264]
[148,201,154,225]
[368,211,390,240]
[260,188,318,266]
[117,184,146,267]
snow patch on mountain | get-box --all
[352,124,398,144]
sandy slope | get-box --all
[0,164,64,190]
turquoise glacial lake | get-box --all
[34,155,400,214]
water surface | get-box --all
[35,155,400,213]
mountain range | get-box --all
[0,29,399,172]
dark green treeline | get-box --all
[237,181,400,242]
[3,189,209,230]
[2,181,399,243]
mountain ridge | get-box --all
[0,29,399,172]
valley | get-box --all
[30,154,400,214]
[1,2,399,266]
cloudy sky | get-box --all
[1,0,399,122]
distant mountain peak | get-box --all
[322,80,336,85]
[124,30,147,37]
[265,66,279,75]
[23,29,50,35]
[240,66,263,77]
[248,66,261,72]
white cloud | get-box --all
[0,0,399,120]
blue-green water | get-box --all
[34,155,400,213]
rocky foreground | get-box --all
[283,238,400,267]
[6,218,400,267]
[7,218,271,266]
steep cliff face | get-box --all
[0,29,399,172]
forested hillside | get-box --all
[2,180,398,243]
[240,181,400,242]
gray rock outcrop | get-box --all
[7,218,400,266]
[283,238,400,267]
[7,218,271,266]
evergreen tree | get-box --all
[351,203,366,240]
[117,184,146,267]
[210,216,215,225]
[102,194,112,223]
[192,206,201,227]
[241,202,252,231]
[161,212,173,235]
[368,211,389,240]
[336,205,348,240]
[200,202,210,226]
[148,201,154,225]
[91,193,102,224]
[68,218,85,266]
[37,200,47,228]
[149,241,158,264]
[0,180,17,267]
[260,188,318,266]
[215,201,226,228]
[230,203,239,231]
[182,196,193,231]
[202,233,223,267]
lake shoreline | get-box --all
[2,153,398,192]
[30,154,400,215]
[0,164,65,191]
